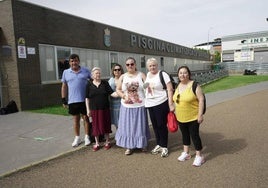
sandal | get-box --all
[93,144,100,152]
[104,142,111,150]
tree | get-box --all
[214,51,221,63]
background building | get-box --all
[0,0,211,110]
[194,38,222,55]
[194,38,222,63]
[221,31,268,74]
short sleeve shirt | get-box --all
[85,80,114,110]
[144,71,170,107]
[121,72,145,108]
[61,67,91,104]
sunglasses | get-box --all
[176,94,180,104]
[126,63,135,67]
[114,68,121,71]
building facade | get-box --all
[221,31,268,74]
[0,0,210,110]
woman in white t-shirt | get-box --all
[144,58,174,157]
[115,57,151,155]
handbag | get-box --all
[167,112,178,133]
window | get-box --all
[39,45,71,83]
[57,47,71,79]
[39,45,56,82]
[140,56,145,68]
[110,52,118,69]
[160,57,164,66]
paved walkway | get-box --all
[0,81,268,187]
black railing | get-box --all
[171,69,229,85]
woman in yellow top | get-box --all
[173,66,205,167]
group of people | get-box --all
[61,54,206,167]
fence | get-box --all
[172,69,229,86]
[224,61,268,75]
[191,69,229,85]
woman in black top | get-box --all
[86,67,118,151]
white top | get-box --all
[144,70,170,107]
[121,72,145,108]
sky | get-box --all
[22,0,268,48]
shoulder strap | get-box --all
[159,70,167,89]
[192,81,206,114]
[192,81,198,95]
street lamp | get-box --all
[207,27,213,51]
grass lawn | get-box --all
[202,75,268,93]
[30,75,268,115]
[30,105,69,116]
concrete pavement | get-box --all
[0,112,75,176]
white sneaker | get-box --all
[192,155,205,167]
[84,135,91,146]
[71,136,81,147]
[177,152,191,161]
[160,148,169,158]
[125,149,133,155]
[151,145,162,154]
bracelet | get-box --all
[62,97,68,105]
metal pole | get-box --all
[207,27,213,51]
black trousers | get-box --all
[179,120,203,151]
[147,100,169,148]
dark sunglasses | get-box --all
[126,63,135,67]
[176,94,180,104]
[114,68,121,71]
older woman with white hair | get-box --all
[85,67,118,151]
[144,58,174,157]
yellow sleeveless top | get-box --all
[173,82,198,123]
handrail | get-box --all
[172,69,229,85]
